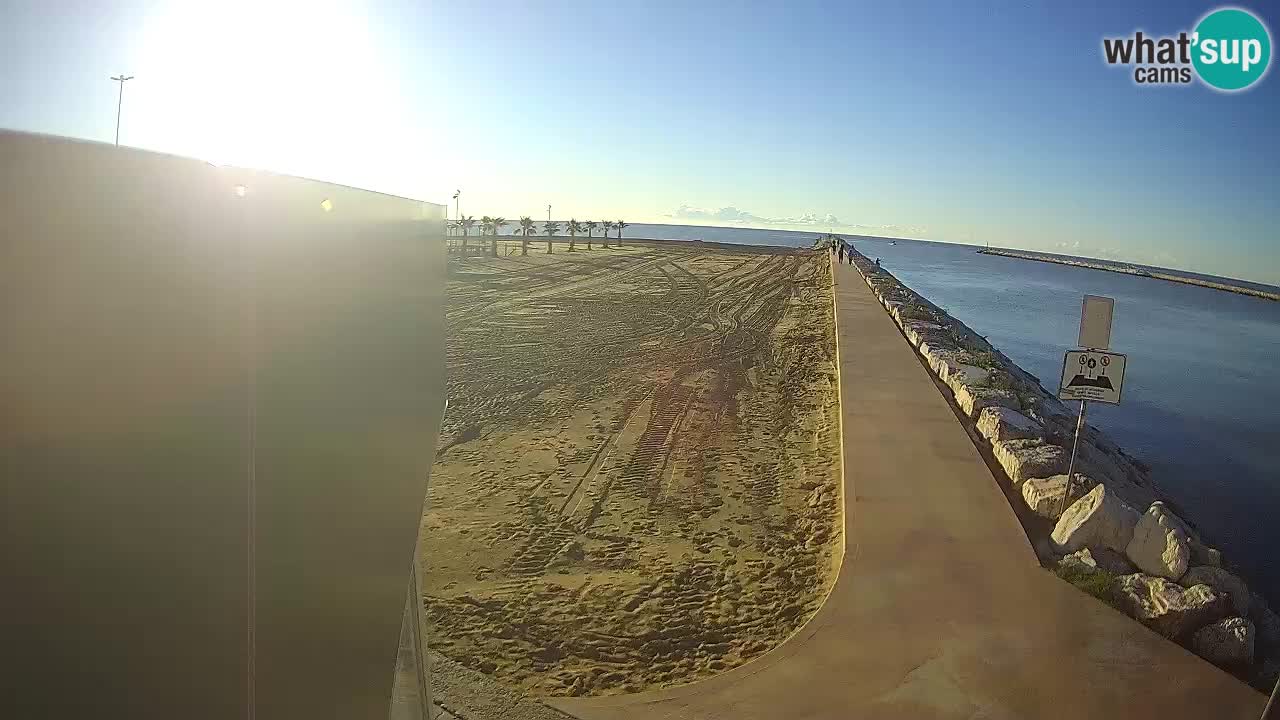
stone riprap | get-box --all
[1192,617,1256,666]
[1051,484,1139,554]
[843,246,1276,685]
[1183,566,1253,617]
[1111,574,1232,639]
[1022,474,1096,520]
[1127,503,1193,581]
[992,439,1068,487]
[976,407,1042,444]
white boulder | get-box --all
[1110,574,1231,639]
[1051,484,1139,554]
[992,439,1067,486]
[1074,441,1128,486]
[941,362,990,397]
[1022,474,1095,519]
[1189,538,1222,567]
[1027,396,1075,433]
[1059,548,1098,571]
[902,321,944,348]
[976,406,1042,443]
[1125,503,1191,581]
[1086,546,1136,575]
[1181,566,1251,616]
[937,359,985,385]
[1097,476,1160,518]
[1032,417,1149,488]
[1055,546,1134,578]
[1191,617,1255,666]
[955,385,1020,419]
[920,343,963,374]
[1248,595,1280,652]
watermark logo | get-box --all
[1102,7,1271,91]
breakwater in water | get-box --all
[977,247,1280,302]
[841,246,1280,691]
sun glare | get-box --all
[135,1,418,192]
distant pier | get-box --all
[978,247,1280,302]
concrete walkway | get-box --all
[549,259,1264,719]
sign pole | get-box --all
[1058,295,1120,517]
[1061,399,1088,516]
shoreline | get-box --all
[978,247,1280,302]
[447,235,805,253]
[842,245,1280,691]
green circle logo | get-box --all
[1192,8,1272,91]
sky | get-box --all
[2,0,1278,284]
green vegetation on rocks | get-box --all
[1055,562,1119,605]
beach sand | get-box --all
[422,240,840,696]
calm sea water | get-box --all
[632,223,1280,604]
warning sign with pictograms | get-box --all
[1059,350,1126,404]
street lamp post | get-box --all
[110,75,134,146]
[547,204,551,222]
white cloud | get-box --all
[670,204,782,224]
[666,204,925,236]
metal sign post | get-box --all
[1062,399,1087,511]
[1057,348,1127,513]
[1056,296,1122,516]
[1262,675,1278,719]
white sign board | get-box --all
[1059,350,1126,404]
[1078,295,1114,350]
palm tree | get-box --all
[518,216,534,255]
[544,221,560,253]
[615,220,627,245]
[491,216,507,256]
[567,219,581,252]
[445,220,459,252]
[459,215,475,255]
[585,220,597,249]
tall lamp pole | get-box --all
[547,204,551,222]
[110,74,134,146]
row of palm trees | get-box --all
[448,216,629,257]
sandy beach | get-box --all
[422,240,840,696]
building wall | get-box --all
[2,131,445,719]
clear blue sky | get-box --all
[2,1,1277,284]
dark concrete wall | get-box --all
[1,131,445,718]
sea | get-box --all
[629,222,1280,604]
